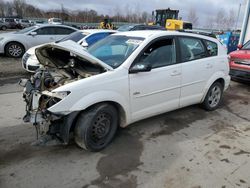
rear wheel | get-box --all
[74,104,118,151]
[202,82,223,111]
[5,42,25,58]
[1,26,7,30]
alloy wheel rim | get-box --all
[8,44,22,57]
[208,85,221,108]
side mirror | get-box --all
[81,41,89,48]
[29,31,37,36]
[129,63,152,74]
[237,44,243,49]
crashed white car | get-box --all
[21,30,230,151]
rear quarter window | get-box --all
[204,40,218,56]
[179,37,207,62]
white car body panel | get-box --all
[129,64,181,122]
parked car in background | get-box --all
[19,19,32,28]
[34,20,47,24]
[21,30,230,151]
[22,29,117,72]
[229,41,250,82]
[0,24,78,58]
[48,18,62,25]
[0,20,8,30]
[117,24,166,31]
[2,18,21,29]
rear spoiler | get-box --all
[178,29,217,38]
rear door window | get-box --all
[36,27,57,35]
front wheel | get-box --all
[202,82,223,111]
[74,104,118,151]
[5,42,25,58]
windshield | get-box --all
[15,26,38,34]
[242,40,250,50]
[117,25,135,31]
[88,35,144,68]
[57,31,87,43]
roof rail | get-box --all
[177,29,217,38]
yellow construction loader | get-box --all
[99,18,115,30]
[151,8,192,30]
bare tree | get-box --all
[13,0,26,17]
[226,9,236,30]
[215,8,227,30]
[0,0,5,17]
[141,11,149,23]
[0,0,157,24]
[6,2,13,17]
[204,17,215,30]
[187,7,199,27]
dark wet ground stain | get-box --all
[224,105,250,122]
[0,124,90,167]
[149,106,209,139]
[0,75,30,87]
[244,127,250,132]
[240,179,246,183]
[234,150,250,156]
[219,145,231,149]
[221,158,230,163]
[88,128,142,188]
[222,83,250,121]
[209,120,234,134]
[0,141,83,167]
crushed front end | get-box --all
[21,69,72,144]
[20,41,110,145]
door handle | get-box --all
[49,37,54,40]
[171,70,181,76]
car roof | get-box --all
[113,30,220,42]
[113,30,170,38]
[34,24,78,30]
[78,29,117,34]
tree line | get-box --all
[0,0,239,30]
[0,0,152,23]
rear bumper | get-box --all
[224,75,231,90]
[229,69,250,82]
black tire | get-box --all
[74,103,118,151]
[202,82,223,111]
[1,26,7,31]
[5,42,25,58]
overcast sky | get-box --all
[6,0,248,26]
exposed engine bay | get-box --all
[21,43,108,142]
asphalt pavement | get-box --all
[0,79,249,188]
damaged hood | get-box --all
[35,40,113,71]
